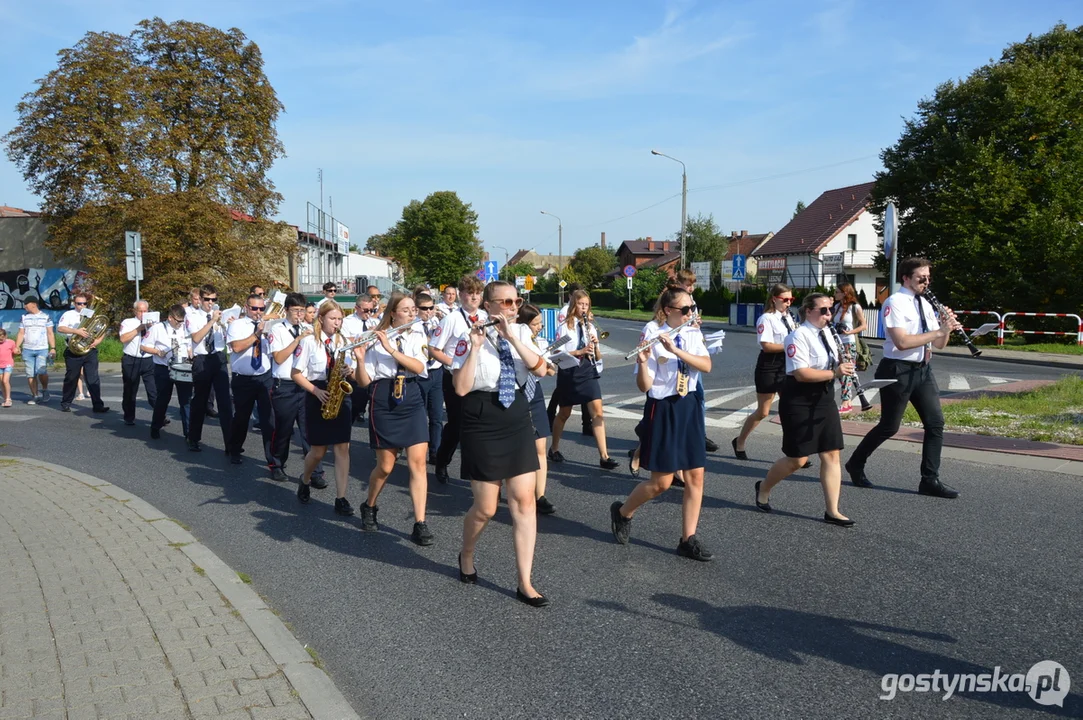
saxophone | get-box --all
[67,292,111,356]
[321,337,362,420]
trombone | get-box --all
[624,317,697,360]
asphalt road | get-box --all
[1,325,1080,718]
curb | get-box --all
[12,457,362,720]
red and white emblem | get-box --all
[434,326,442,337]
[786,344,797,358]
[294,345,303,358]
[454,339,468,357]
[883,306,891,317]
[757,323,765,334]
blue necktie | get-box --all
[577,323,585,349]
[250,326,262,370]
[496,337,517,408]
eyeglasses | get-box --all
[417,306,435,311]
[202,296,217,302]
[368,294,383,299]
[491,298,524,308]
[668,305,694,315]
[912,275,931,284]
[775,297,794,304]
[254,292,265,297]
[74,301,87,306]
[249,306,266,312]
[815,306,832,316]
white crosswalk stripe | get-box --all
[984,376,1012,384]
[948,374,970,390]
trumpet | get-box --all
[624,317,697,359]
[586,314,609,341]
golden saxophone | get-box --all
[321,336,368,420]
[67,292,111,356]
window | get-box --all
[847,234,857,251]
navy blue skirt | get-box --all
[555,360,600,406]
[779,377,843,458]
[460,390,539,482]
[528,383,551,439]
[305,380,353,446]
[640,393,706,473]
[368,378,428,449]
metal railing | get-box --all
[1000,312,1083,346]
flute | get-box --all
[922,290,982,357]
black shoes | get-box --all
[297,482,310,504]
[516,588,550,608]
[411,522,434,546]
[918,480,959,499]
[92,406,110,414]
[671,475,686,488]
[206,408,219,418]
[60,405,71,413]
[627,448,640,478]
[677,535,713,562]
[731,437,748,460]
[610,501,631,545]
[229,453,242,465]
[844,459,873,488]
[360,503,379,531]
[600,457,619,470]
[800,459,813,469]
[150,427,160,439]
[547,450,565,464]
[187,439,201,452]
[536,496,556,515]
[435,465,450,484]
[124,419,135,426]
[309,474,328,490]
[270,468,288,482]
[458,553,477,584]
[823,513,856,528]
[754,480,772,513]
[705,437,719,452]
[334,497,354,516]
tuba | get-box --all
[67,292,111,356]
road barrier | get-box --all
[1000,312,1083,346]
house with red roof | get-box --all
[751,181,884,301]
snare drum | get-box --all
[168,361,194,383]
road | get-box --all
[1,323,1080,718]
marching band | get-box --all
[18,257,964,608]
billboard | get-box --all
[334,220,351,256]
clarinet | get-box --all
[921,290,982,357]
[827,324,873,396]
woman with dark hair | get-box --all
[548,289,619,469]
[755,293,855,527]
[833,282,870,413]
[517,303,558,515]
[453,281,550,606]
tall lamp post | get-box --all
[492,245,509,267]
[540,210,563,305]
[651,150,687,271]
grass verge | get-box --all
[857,376,1083,445]
[989,341,1083,355]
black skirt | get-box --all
[460,390,540,482]
[754,351,786,394]
[305,380,353,446]
[555,360,601,406]
[368,378,428,450]
[640,393,707,473]
[528,383,551,439]
[778,376,844,458]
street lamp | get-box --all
[492,245,509,266]
[651,149,687,271]
[540,210,563,304]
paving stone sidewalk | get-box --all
[0,458,357,720]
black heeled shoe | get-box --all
[823,513,856,528]
[754,480,772,513]
[516,588,550,608]
[731,437,748,461]
[458,553,477,584]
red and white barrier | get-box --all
[999,312,1083,346]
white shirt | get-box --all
[431,307,488,362]
[882,287,940,362]
[185,309,226,356]
[57,309,82,335]
[785,322,840,375]
[364,326,429,381]
[315,296,336,309]
[451,323,534,393]
[756,311,795,346]
[19,312,53,350]
[341,312,378,340]
[227,317,272,375]
[556,303,570,325]
[638,325,707,400]
[292,334,356,383]
[421,317,443,369]
[269,322,307,381]
[833,304,857,345]
[630,320,664,375]
[144,321,192,367]
[120,317,151,358]
[555,318,599,367]
[435,301,458,317]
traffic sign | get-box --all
[822,253,844,274]
[126,255,144,282]
[884,202,897,261]
[524,275,535,291]
[476,268,486,281]
[514,275,526,288]
[626,276,633,290]
[623,265,636,278]
[558,280,567,289]
[691,261,711,284]
[485,260,499,283]
[732,254,747,281]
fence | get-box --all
[1000,312,1083,346]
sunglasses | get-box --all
[668,305,694,315]
[74,301,87,306]
[775,297,794,304]
[491,298,524,308]
[369,294,383,299]
[249,306,266,312]
[202,296,218,302]
[912,276,931,284]
[417,306,435,311]
[254,292,265,297]
[358,309,372,314]
[815,306,832,316]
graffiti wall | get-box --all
[0,267,88,336]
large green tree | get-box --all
[873,23,1083,312]
[568,245,617,288]
[3,18,290,311]
[387,191,484,286]
[678,213,727,283]
[500,261,536,283]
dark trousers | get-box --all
[122,355,157,421]
[228,371,274,464]
[151,365,192,437]
[435,375,462,467]
[189,353,233,445]
[417,366,445,456]
[62,348,103,409]
[546,393,593,432]
[849,359,945,482]
[270,379,311,471]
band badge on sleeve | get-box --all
[757,323,765,334]
[883,306,891,317]
[454,339,468,357]
[434,326,442,338]
[786,344,797,358]
[294,345,303,358]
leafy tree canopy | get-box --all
[500,261,536,282]
[678,213,727,283]
[628,266,670,311]
[793,200,807,219]
[568,245,617,288]
[873,23,1083,312]
[381,191,484,287]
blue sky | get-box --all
[1,0,1080,263]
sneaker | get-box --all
[270,468,288,482]
[309,474,328,490]
[536,496,556,515]
[360,503,379,531]
[677,535,714,562]
[297,482,311,503]
[600,457,619,470]
[27,397,37,405]
[610,501,631,545]
[411,522,434,546]
[41,390,51,403]
[334,497,354,517]
[839,403,854,413]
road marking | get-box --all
[716,401,759,428]
[948,374,970,391]
[984,376,1012,384]
[0,413,37,422]
[704,389,752,409]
